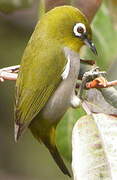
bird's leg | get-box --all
[70,67,102,107]
[70,82,81,109]
[78,66,106,99]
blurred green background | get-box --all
[0,0,117,179]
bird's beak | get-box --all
[81,33,98,55]
[84,38,98,55]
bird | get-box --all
[14,5,97,177]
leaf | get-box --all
[86,89,117,115]
[56,107,85,162]
[93,113,117,179]
[72,114,117,180]
[100,87,117,109]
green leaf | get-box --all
[100,87,117,109]
[56,107,85,162]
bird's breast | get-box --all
[40,47,80,124]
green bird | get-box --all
[15,6,97,177]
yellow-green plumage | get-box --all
[15,5,93,177]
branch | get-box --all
[74,0,102,22]
[86,77,117,89]
[45,0,103,22]
[1,64,117,89]
[0,65,19,82]
[0,59,95,82]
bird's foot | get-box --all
[70,94,81,108]
[78,66,106,99]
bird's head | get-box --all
[72,21,97,55]
[38,6,97,55]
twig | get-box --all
[86,78,117,89]
[0,64,117,90]
[0,65,20,73]
[0,65,19,82]
[0,59,95,82]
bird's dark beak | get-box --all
[81,33,98,55]
[84,38,98,55]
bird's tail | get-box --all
[43,126,71,177]
[30,124,71,177]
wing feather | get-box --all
[14,37,66,139]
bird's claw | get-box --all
[78,66,107,99]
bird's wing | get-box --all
[14,40,67,141]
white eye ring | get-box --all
[73,23,86,37]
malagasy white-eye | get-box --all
[15,5,97,177]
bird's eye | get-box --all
[77,26,84,33]
[73,23,86,37]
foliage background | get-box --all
[0,0,117,179]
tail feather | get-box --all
[45,143,71,177]
[30,124,71,177]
